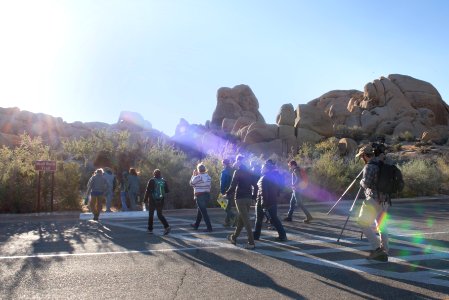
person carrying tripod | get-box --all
[356,144,389,262]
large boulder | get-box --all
[389,74,449,125]
[296,128,324,145]
[295,104,334,137]
[243,124,278,144]
[211,85,265,129]
[276,104,296,126]
[338,138,358,156]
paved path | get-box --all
[1,200,448,299]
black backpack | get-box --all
[370,160,405,197]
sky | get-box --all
[0,0,448,136]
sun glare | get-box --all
[0,1,68,112]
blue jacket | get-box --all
[220,166,233,194]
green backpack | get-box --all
[152,178,165,201]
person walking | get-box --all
[143,169,170,235]
[225,155,258,250]
[284,160,312,223]
[190,163,213,232]
[356,144,389,262]
[85,168,110,221]
[127,168,140,211]
[253,160,287,241]
[220,159,235,227]
[103,167,116,212]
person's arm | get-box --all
[164,180,169,194]
[85,177,93,197]
[143,179,152,203]
[225,170,238,197]
[360,165,376,189]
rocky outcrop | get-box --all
[0,107,165,149]
[211,74,448,158]
[211,85,265,129]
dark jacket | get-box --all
[144,177,169,202]
[226,164,258,200]
[257,170,280,208]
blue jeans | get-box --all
[120,191,129,211]
[193,193,212,230]
[287,191,312,219]
[254,202,286,240]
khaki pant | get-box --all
[232,198,254,245]
[357,197,389,253]
[90,195,104,218]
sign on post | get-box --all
[34,160,57,212]
[35,160,56,172]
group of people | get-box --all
[189,155,312,250]
[85,144,391,261]
[84,167,142,219]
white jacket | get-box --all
[190,173,211,194]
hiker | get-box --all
[220,158,235,227]
[144,169,170,235]
[190,163,213,232]
[225,155,258,250]
[85,168,110,221]
[127,168,140,210]
[356,144,390,262]
[103,167,116,212]
[284,160,313,223]
[253,160,287,241]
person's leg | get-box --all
[90,196,98,219]
[377,205,389,253]
[236,198,254,245]
[197,193,212,230]
[358,198,381,250]
[224,196,235,226]
[267,205,287,239]
[286,191,297,219]
[192,197,202,228]
[129,192,137,210]
[105,190,112,212]
[147,201,155,231]
[120,191,128,211]
[232,199,244,239]
[296,192,313,221]
[156,200,169,229]
[253,201,264,240]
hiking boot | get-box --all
[368,247,388,262]
[244,243,255,250]
[275,236,288,242]
[190,224,198,230]
[203,228,213,233]
[93,214,99,221]
[303,217,313,224]
[227,234,236,245]
[284,217,292,222]
[147,229,153,234]
[163,226,171,235]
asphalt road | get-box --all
[1,199,448,299]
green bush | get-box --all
[400,159,441,197]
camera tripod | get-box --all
[327,169,364,242]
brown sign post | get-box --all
[35,161,56,212]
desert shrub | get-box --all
[0,134,51,213]
[400,159,441,197]
[309,149,362,199]
[54,162,82,210]
[435,157,449,194]
[335,125,366,142]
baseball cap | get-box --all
[355,144,374,158]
